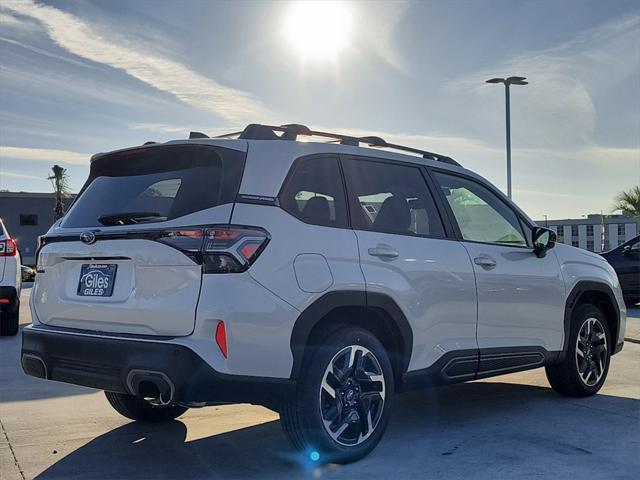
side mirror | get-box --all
[622,245,632,255]
[532,226,556,258]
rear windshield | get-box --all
[62,145,245,228]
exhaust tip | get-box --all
[22,354,47,379]
[126,369,175,405]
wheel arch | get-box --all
[562,281,621,360]
[289,290,413,388]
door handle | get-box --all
[474,255,497,269]
[368,245,399,260]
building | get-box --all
[0,192,75,265]
[535,214,639,253]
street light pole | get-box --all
[486,76,528,199]
[505,83,511,199]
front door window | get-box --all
[434,172,528,247]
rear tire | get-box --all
[0,308,19,337]
[104,391,188,422]
[546,304,611,397]
[280,326,393,464]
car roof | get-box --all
[89,130,535,226]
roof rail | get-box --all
[214,123,460,166]
[189,131,209,139]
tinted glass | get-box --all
[62,145,245,228]
[342,158,444,237]
[434,172,527,246]
[279,155,348,228]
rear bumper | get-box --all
[0,286,19,314]
[21,325,294,408]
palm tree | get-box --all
[48,165,71,221]
[613,186,640,217]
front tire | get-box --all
[280,326,393,464]
[546,304,611,397]
[104,391,188,422]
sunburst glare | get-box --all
[282,1,353,62]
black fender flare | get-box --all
[288,290,413,380]
[560,281,621,361]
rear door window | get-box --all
[341,157,445,237]
[62,145,245,228]
[279,155,348,228]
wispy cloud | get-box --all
[0,10,37,30]
[0,170,44,181]
[0,36,97,69]
[128,123,246,138]
[446,14,640,149]
[0,146,90,165]
[3,0,274,124]
[352,1,410,73]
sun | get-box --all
[282,1,353,62]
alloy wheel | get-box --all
[319,345,386,447]
[575,317,607,387]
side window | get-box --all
[434,172,528,247]
[279,155,348,228]
[342,158,445,237]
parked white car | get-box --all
[22,124,626,463]
[1,218,21,336]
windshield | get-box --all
[62,144,245,228]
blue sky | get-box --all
[0,0,638,219]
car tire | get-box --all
[0,308,19,337]
[545,304,611,397]
[280,326,393,464]
[104,391,188,422]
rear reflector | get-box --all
[0,299,9,304]
[215,321,228,358]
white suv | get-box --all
[22,124,626,463]
[1,218,21,336]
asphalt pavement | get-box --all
[1,284,638,479]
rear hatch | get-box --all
[32,142,246,336]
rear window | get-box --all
[62,145,245,228]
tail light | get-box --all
[157,225,269,273]
[0,238,17,257]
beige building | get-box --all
[535,214,639,253]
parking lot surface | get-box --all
[1,285,639,479]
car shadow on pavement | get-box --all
[36,381,640,480]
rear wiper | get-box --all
[98,212,165,226]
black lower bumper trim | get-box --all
[21,325,294,408]
[614,340,624,355]
[0,286,19,314]
[401,346,560,392]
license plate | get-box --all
[77,264,117,297]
